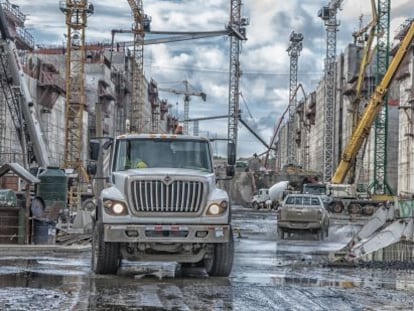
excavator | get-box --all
[330,20,414,264]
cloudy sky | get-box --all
[15,0,412,158]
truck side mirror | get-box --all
[89,140,100,161]
[227,141,236,166]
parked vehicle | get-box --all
[277,194,329,240]
[251,181,290,209]
[302,183,382,216]
[89,133,236,276]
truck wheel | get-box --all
[330,202,344,213]
[348,203,362,215]
[316,229,324,241]
[204,229,234,277]
[277,227,285,240]
[324,225,329,238]
[362,204,375,216]
[92,221,120,274]
[252,202,259,209]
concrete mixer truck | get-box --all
[251,181,290,209]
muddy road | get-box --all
[1,206,414,310]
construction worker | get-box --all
[135,160,148,168]
[175,123,184,134]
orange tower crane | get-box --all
[60,0,94,208]
[127,0,146,133]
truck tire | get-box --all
[277,227,285,240]
[316,229,324,241]
[348,203,362,215]
[330,202,344,213]
[252,202,259,209]
[92,221,120,274]
[362,204,375,216]
[204,228,234,277]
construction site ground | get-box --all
[0,206,414,310]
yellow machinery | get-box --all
[332,21,414,185]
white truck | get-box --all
[302,183,381,216]
[89,133,236,276]
[251,181,290,209]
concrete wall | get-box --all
[397,45,414,196]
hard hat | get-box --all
[136,161,148,168]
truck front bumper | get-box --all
[104,224,231,243]
[277,221,322,230]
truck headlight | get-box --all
[103,199,128,216]
[207,201,228,216]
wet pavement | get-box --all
[1,205,414,310]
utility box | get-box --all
[37,167,68,222]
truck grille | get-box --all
[130,179,205,213]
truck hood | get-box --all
[113,167,214,178]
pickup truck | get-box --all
[277,194,329,240]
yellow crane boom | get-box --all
[332,21,414,184]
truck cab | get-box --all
[251,188,270,209]
[91,133,235,276]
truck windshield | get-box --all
[113,138,213,172]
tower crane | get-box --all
[228,0,248,158]
[286,31,303,166]
[371,0,392,195]
[60,0,94,209]
[158,80,206,135]
[126,0,146,133]
[318,0,343,181]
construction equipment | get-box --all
[59,1,94,232]
[371,0,393,196]
[318,0,343,181]
[286,31,303,166]
[264,83,307,169]
[346,0,378,185]
[330,20,414,263]
[0,5,50,168]
[332,21,414,185]
[159,80,206,135]
[90,133,236,276]
[126,0,146,133]
[227,0,248,160]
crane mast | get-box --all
[318,0,343,181]
[227,0,247,155]
[127,0,146,133]
[372,0,392,195]
[286,31,303,166]
[60,0,93,177]
[159,80,206,135]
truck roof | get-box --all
[116,133,210,142]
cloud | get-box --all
[15,0,412,159]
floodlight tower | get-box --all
[286,31,303,165]
[318,0,343,181]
